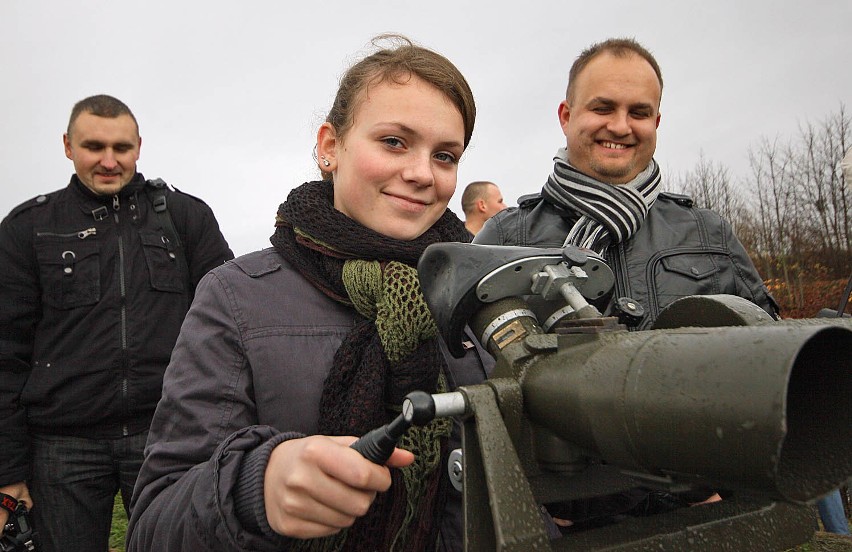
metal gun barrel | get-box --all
[522,323,852,503]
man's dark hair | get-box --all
[566,38,663,104]
[67,94,139,136]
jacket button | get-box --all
[36,195,47,203]
[690,267,700,275]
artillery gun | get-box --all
[414,243,852,551]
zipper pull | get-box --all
[77,228,97,239]
[113,195,120,211]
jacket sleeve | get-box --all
[473,207,519,245]
[177,194,235,290]
[473,205,526,246]
[126,270,292,551]
[0,211,39,486]
[724,219,780,318]
[472,217,504,245]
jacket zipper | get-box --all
[36,228,97,239]
[607,242,631,314]
[113,194,130,437]
[604,243,631,324]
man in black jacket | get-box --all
[0,94,234,551]
[474,38,777,530]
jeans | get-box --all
[817,489,851,535]
[29,431,148,552]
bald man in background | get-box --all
[461,181,507,236]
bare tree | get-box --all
[789,105,851,271]
[743,105,851,311]
[673,151,746,226]
[747,137,800,284]
[674,105,850,315]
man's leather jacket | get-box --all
[474,191,778,328]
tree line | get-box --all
[673,105,850,318]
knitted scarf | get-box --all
[542,147,661,254]
[270,181,470,551]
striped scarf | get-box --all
[542,147,661,254]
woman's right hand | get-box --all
[263,435,414,539]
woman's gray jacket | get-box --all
[126,248,492,551]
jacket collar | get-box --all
[69,173,146,218]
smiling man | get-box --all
[475,38,775,327]
[559,44,660,185]
[63,106,142,196]
[474,38,779,532]
[0,94,233,551]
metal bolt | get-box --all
[448,448,464,492]
[402,399,414,422]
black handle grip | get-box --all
[350,414,409,464]
[349,391,438,464]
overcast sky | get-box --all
[2,0,849,255]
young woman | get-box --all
[126,36,492,551]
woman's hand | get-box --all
[263,435,414,539]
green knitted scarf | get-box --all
[343,259,437,362]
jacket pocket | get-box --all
[660,254,719,281]
[654,253,722,310]
[35,232,100,309]
[139,229,185,293]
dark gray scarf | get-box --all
[542,147,661,254]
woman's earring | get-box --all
[321,156,331,167]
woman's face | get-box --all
[319,75,465,241]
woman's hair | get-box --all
[320,34,476,179]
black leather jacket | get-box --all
[474,191,778,327]
[0,174,233,485]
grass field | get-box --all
[110,493,128,552]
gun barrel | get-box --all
[523,323,852,503]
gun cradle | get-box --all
[418,243,852,552]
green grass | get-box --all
[110,493,128,552]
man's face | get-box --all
[482,184,507,218]
[64,112,141,196]
[559,52,661,184]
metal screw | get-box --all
[448,448,464,491]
